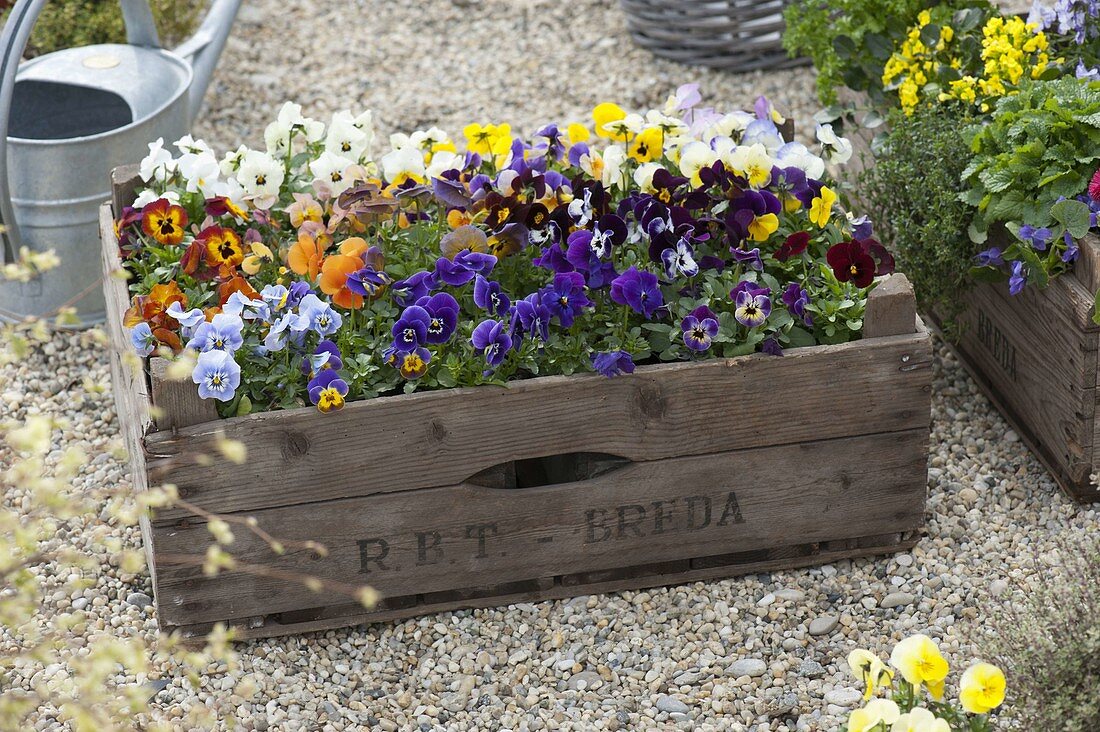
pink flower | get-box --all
[1089,167,1100,202]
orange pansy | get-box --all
[319,237,371,309]
[140,198,189,245]
[287,232,327,282]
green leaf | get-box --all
[919,24,940,48]
[1052,198,1093,239]
[832,34,856,59]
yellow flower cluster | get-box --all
[846,634,1006,731]
[883,10,1053,114]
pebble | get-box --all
[824,689,863,707]
[990,580,1010,597]
[808,615,840,636]
[727,659,767,678]
[125,592,152,610]
[655,695,690,714]
[880,592,916,609]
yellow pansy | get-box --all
[592,102,628,140]
[848,698,900,732]
[891,707,950,732]
[959,662,1006,714]
[809,186,837,228]
[889,634,949,700]
[463,122,512,157]
[748,213,779,242]
[567,123,591,145]
[727,143,772,189]
[848,649,894,701]
[241,241,274,275]
[628,127,664,163]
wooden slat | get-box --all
[150,428,928,627]
[100,202,160,601]
[1072,233,1100,294]
[111,165,142,212]
[864,274,916,338]
[149,357,218,430]
[145,326,933,521]
[171,534,918,642]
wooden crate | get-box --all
[928,232,1100,504]
[102,168,933,640]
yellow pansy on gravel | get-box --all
[840,635,1006,732]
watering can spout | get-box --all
[172,0,242,123]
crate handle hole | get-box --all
[467,452,632,490]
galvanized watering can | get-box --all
[0,0,241,325]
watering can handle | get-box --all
[0,0,240,263]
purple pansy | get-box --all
[392,270,436,308]
[590,350,635,377]
[302,339,344,377]
[187,313,244,353]
[610,266,664,319]
[307,368,350,413]
[473,274,512,316]
[435,249,497,286]
[512,292,552,343]
[471,319,512,367]
[681,305,719,352]
[191,349,241,402]
[297,294,343,336]
[130,322,155,356]
[734,289,771,328]
[541,271,591,327]
[415,292,460,344]
[661,235,700,278]
[781,283,813,327]
[731,247,763,271]
[761,337,784,356]
[346,265,391,297]
[391,305,432,351]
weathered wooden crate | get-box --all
[928,232,1100,504]
[102,168,933,641]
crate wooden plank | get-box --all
[944,273,1098,500]
[149,357,218,431]
[99,202,160,597]
[144,327,932,522]
[150,427,928,627]
[170,533,917,641]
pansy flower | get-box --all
[661,234,700,278]
[732,247,763,272]
[809,185,837,228]
[511,293,552,344]
[590,350,635,377]
[205,196,249,221]
[391,270,436,308]
[130,322,156,356]
[727,190,781,244]
[141,198,189,245]
[302,339,344,377]
[241,240,275,275]
[198,226,245,270]
[761,337,783,356]
[165,301,206,340]
[473,274,511,316]
[680,305,718,352]
[186,313,244,353]
[610,266,663,319]
[472,319,512,368]
[541,272,591,327]
[392,305,432,351]
[192,349,241,402]
[827,240,877,288]
[298,293,343,336]
[435,249,497,287]
[734,288,771,328]
[781,282,813,327]
[308,368,349,413]
[320,238,376,309]
[774,231,810,262]
[440,225,489,259]
[288,232,327,282]
[415,292,460,344]
[398,347,432,379]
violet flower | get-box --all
[976,247,1004,267]
[1008,261,1027,295]
[391,305,432,351]
[471,319,512,367]
[734,289,771,328]
[416,292,460,344]
[473,274,512,316]
[130,322,155,356]
[435,249,497,286]
[346,266,391,297]
[1018,225,1053,251]
[187,313,244,353]
[681,306,718,352]
[512,293,552,343]
[542,272,591,327]
[610,266,663,319]
[781,283,813,327]
[191,349,241,402]
[392,270,436,308]
[661,235,700,278]
[308,368,349,413]
[590,350,635,377]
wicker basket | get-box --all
[621,0,808,72]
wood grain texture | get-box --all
[110,165,142,212]
[151,428,928,627]
[149,358,218,431]
[100,202,161,600]
[935,269,1100,502]
[170,535,918,641]
[864,274,917,338]
[144,326,933,522]
[1072,233,1100,294]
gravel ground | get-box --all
[5,0,1099,730]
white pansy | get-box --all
[325,111,370,161]
[601,144,627,189]
[265,101,325,156]
[410,126,451,150]
[133,188,181,208]
[380,144,427,184]
[703,111,755,143]
[219,145,249,177]
[726,143,773,188]
[816,123,854,165]
[427,150,462,179]
[677,140,719,186]
[177,150,222,197]
[236,150,285,207]
[601,112,644,138]
[645,110,689,138]
[309,151,356,195]
[633,162,663,193]
[775,141,826,180]
[173,134,214,157]
[139,138,177,184]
